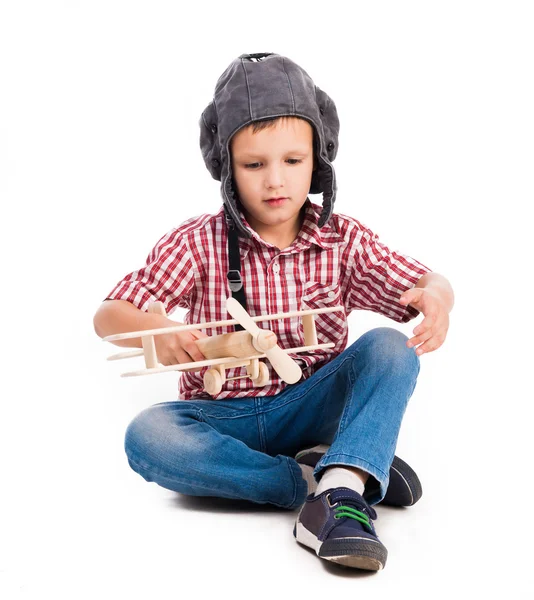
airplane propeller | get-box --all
[225,297,302,384]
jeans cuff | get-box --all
[287,457,311,510]
[313,452,390,506]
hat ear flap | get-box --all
[199,101,222,181]
[315,154,336,227]
[312,86,339,226]
[315,87,340,162]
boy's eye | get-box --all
[243,159,303,169]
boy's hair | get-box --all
[199,53,339,238]
[249,115,299,134]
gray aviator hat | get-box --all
[199,52,340,238]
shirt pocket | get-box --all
[301,281,341,309]
[300,281,346,344]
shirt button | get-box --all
[273,263,280,274]
[328,291,336,299]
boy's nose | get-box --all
[264,166,284,190]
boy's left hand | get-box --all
[399,288,450,356]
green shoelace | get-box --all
[334,505,371,529]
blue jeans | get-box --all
[124,327,420,510]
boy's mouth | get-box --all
[265,197,288,207]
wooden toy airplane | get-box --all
[104,297,345,395]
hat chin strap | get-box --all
[318,195,333,227]
[226,212,247,332]
[222,162,252,238]
[316,155,336,227]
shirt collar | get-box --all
[219,198,344,259]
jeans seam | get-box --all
[286,456,300,508]
[197,410,255,420]
[162,401,254,421]
[336,356,356,435]
[254,398,267,453]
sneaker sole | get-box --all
[383,455,423,507]
[294,521,387,571]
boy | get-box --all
[93,53,454,571]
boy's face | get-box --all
[230,117,314,242]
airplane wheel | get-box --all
[204,368,223,395]
[252,362,269,387]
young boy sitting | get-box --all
[93,52,454,571]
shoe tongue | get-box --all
[329,488,377,519]
[330,487,365,505]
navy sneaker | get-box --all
[294,487,387,570]
[295,445,422,507]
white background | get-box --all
[1,1,533,598]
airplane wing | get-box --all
[103,306,344,342]
[118,343,335,377]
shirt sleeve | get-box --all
[347,225,432,323]
[105,228,195,314]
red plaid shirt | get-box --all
[106,200,431,400]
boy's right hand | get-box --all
[154,326,209,367]
[93,299,209,370]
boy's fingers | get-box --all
[411,315,433,338]
[160,348,189,367]
[413,312,438,336]
[185,340,206,362]
[407,329,432,349]
[414,336,444,356]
